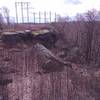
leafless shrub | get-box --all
[0,13,5,32]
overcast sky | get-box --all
[0,0,100,17]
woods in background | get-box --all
[0,7,100,66]
[51,9,100,66]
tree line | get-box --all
[51,9,100,66]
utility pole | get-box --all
[49,11,51,23]
[39,11,41,23]
[33,12,36,24]
[20,2,24,23]
[15,2,18,23]
[55,13,57,22]
[44,11,46,23]
[26,2,30,23]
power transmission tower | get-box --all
[15,2,30,23]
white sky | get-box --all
[0,0,100,17]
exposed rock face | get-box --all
[1,30,58,49]
[34,32,57,48]
[1,31,33,46]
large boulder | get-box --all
[34,43,65,73]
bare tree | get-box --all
[75,9,99,64]
[50,15,70,41]
[0,13,5,31]
[2,7,10,25]
[84,9,98,63]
